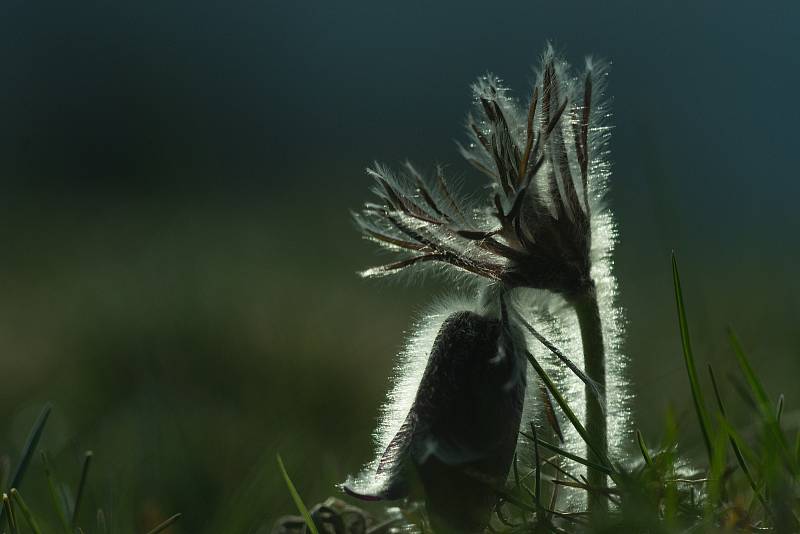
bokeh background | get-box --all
[0,1,798,531]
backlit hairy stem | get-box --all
[573,287,608,514]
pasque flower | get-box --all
[345,45,622,525]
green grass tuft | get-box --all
[269,254,800,532]
[672,252,714,462]
[276,453,320,534]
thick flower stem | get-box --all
[573,287,608,515]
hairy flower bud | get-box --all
[344,308,526,532]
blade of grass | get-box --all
[728,328,796,473]
[72,450,93,527]
[523,350,612,470]
[519,432,613,476]
[672,252,713,461]
[513,310,604,406]
[276,454,319,534]
[707,364,727,415]
[497,484,592,529]
[708,364,770,516]
[8,404,52,491]
[795,431,800,466]
[547,471,560,523]
[0,403,53,525]
[0,456,9,493]
[716,416,771,515]
[727,372,757,412]
[662,407,679,525]
[40,451,71,533]
[143,513,181,534]
[706,419,727,517]
[728,329,771,408]
[3,493,19,534]
[530,422,541,508]
[10,489,42,534]
[636,430,653,467]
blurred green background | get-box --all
[0,1,798,531]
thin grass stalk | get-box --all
[708,364,771,516]
[3,493,18,534]
[143,513,182,534]
[0,404,52,524]
[671,253,714,461]
[729,328,797,474]
[40,451,71,534]
[276,454,319,534]
[636,430,654,467]
[523,350,609,468]
[10,489,42,534]
[530,422,541,508]
[520,432,612,475]
[72,451,93,528]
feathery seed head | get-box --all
[355,47,611,301]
